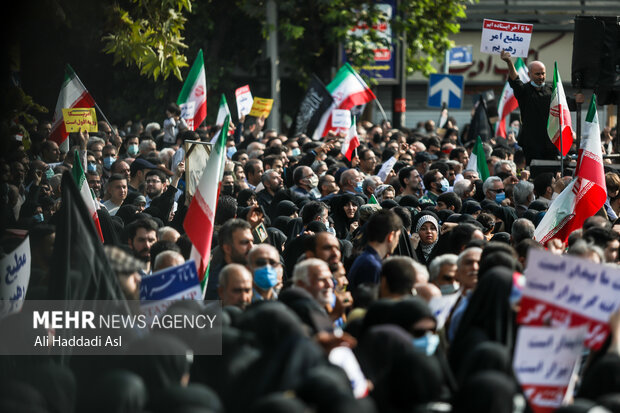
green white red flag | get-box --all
[49,66,95,152]
[184,116,229,288]
[209,94,232,143]
[534,95,606,244]
[313,63,376,140]
[466,136,490,181]
[177,49,207,131]
[547,62,574,156]
[72,151,104,242]
[495,57,529,138]
[341,116,360,161]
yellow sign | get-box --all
[248,98,274,118]
[62,108,98,132]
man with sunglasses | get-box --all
[247,244,282,302]
[483,176,506,204]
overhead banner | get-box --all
[481,19,533,58]
[518,249,620,349]
[343,0,396,83]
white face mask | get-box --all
[551,192,559,201]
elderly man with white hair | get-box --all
[483,176,505,204]
[292,258,334,307]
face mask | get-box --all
[439,283,459,295]
[355,180,363,193]
[291,148,301,157]
[412,333,440,356]
[127,144,139,156]
[327,226,336,236]
[45,168,54,180]
[103,156,116,170]
[222,184,234,196]
[254,266,278,290]
[32,213,44,223]
[307,175,319,189]
[319,171,326,178]
[87,163,97,173]
[551,192,559,201]
[495,192,506,204]
[530,80,543,88]
[227,146,237,159]
[439,178,449,193]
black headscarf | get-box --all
[461,200,482,216]
[237,188,257,207]
[126,334,192,398]
[295,365,355,411]
[456,341,512,387]
[452,371,519,413]
[390,297,435,335]
[17,362,77,413]
[0,378,48,413]
[356,324,414,385]
[330,193,362,240]
[449,266,515,377]
[152,383,223,413]
[578,353,620,400]
[89,370,148,413]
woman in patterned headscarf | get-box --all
[413,211,440,266]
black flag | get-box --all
[288,74,334,138]
[467,95,495,143]
[48,172,124,301]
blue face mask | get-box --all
[291,148,301,157]
[440,178,449,193]
[227,146,237,159]
[127,144,139,156]
[412,333,440,356]
[495,192,506,204]
[355,181,363,193]
[103,156,116,170]
[45,168,54,180]
[87,163,97,173]
[439,283,459,295]
[254,266,278,290]
[530,80,543,88]
[33,213,44,223]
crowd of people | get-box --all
[1,88,620,413]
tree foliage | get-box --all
[102,0,193,81]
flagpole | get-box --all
[71,68,115,134]
[374,99,389,124]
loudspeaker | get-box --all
[572,16,620,104]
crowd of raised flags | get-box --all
[0,48,619,413]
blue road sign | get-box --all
[427,74,464,109]
[449,46,473,66]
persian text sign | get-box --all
[140,260,201,320]
[249,98,273,118]
[481,19,533,58]
[235,85,253,118]
[513,326,586,413]
[331,109,352,128]
[62,108,98,132]
[0,236,30,318]
[518,249,620,349]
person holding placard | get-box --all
[500,50,584,165]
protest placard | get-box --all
[62,108,98,132]
[331,109,352,128]
[249,97,273,118]
[235,85,253,119]
[140,260,202,321]
[518,248,620,349]
[513,325,586,413]
[429,293,461,330]
[480,19,533,58]
[0,236,30,318]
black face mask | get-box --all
[222,184,234,196]
[493,221,504,233]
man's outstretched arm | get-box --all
[500,50,519,81]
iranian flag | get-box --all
[547,62,574,156]
[177,49,207,131]
[495,57,529,138]
[312,63,376,140]
[72,150,104,242]
[466,136,490,181]
[49,65,95,152]
[534,95,606,244]
[184,116,229,290]
[341,116,360,161]
[209,95,232,144]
